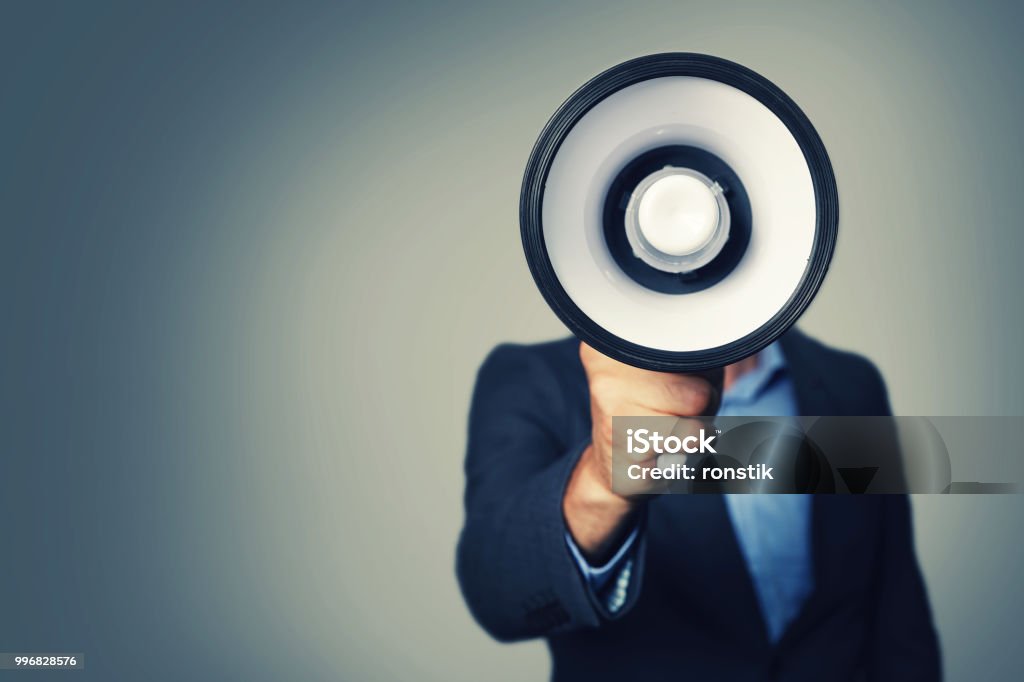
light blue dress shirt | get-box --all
[566,342,814,642]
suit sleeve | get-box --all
[455,344,645,642]
[866,495,942,680]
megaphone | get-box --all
[521,53,837,372]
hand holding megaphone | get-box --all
[562,342,723,562]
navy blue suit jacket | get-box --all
[457,330,940,681]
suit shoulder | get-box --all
[793,331,882,376]
[472,337,585,431]
[479,337,581,378]
[784,329,891,414]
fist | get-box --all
[580,342,723,496]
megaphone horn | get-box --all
[521,53,837,372]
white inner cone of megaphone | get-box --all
[638,174,718,255]
[625,167,731,273]
[542,76,816,353]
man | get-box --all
[456,329,940,681]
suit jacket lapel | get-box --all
[775,495,870,651]
[774,330,857,646]
[651,495,771,650]
[780,330,840,416]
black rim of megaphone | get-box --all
[520,53,838,372]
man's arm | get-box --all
[456,344,630,641]
[456,342,718,641]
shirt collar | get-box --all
[721,342,788,405]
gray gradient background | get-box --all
[2,1,1022,680]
